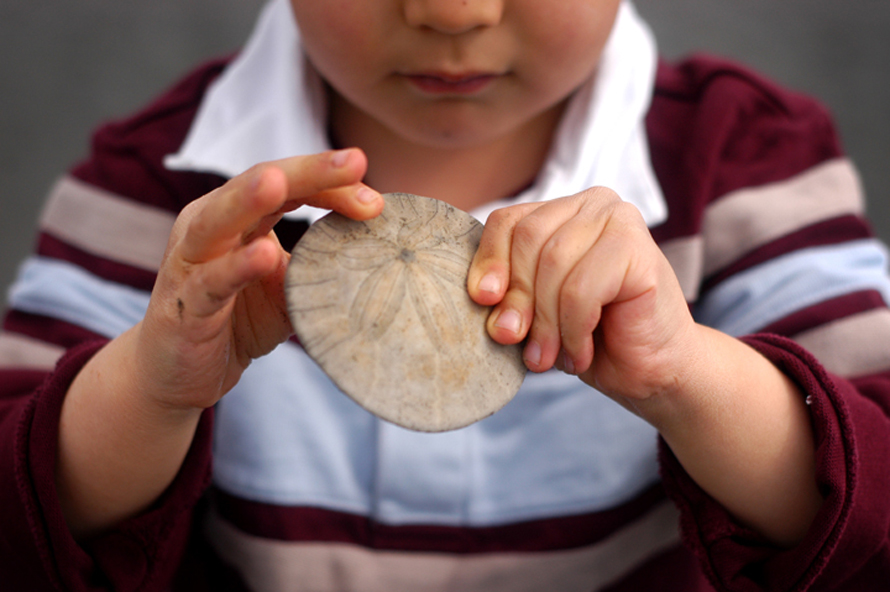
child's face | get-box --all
[290,0,621,150]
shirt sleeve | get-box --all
[0,339,214,591]
[659,333,890,592]
[0,59,231,592]
[649,56,890,591]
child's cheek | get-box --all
[290,1,377,67]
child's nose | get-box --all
[403,0,504,35]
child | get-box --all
[1,0,888,589]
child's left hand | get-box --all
[467,186,823,547]
[467,187,695,405]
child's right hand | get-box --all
[57,149,382,537]
[135,149,382,412]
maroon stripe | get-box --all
[759,290,887,337]
[3,310,106,349]
[69,59,231,215]
[171,499,253,592]
[213,484,668,554]
[601,544,710,591]
[37,233,159,293]
[702,215,871,292]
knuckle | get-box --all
[172,201,200,236]
[538,245,561,272]
[583,185,621,204]
[511,215,547,250]
[560,280,586,315]
[178,197,205,224]
[577,188,640,220]
[485,206,520,233]
[488,202,541,229]
[560,275,598,330]
[539,232,576,271]
[612,201,646,227]
[186,209,211,239]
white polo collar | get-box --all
[165,0,666,226]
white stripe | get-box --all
[703,158,864,276]
[206,501,681,592]
[793,309,890,377]
[40,176,175,271]
[0,332,66,370]
[694,239,890,336]
[7,257,150,339]
[213,343,660,527]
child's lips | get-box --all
[404,71,499,95]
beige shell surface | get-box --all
[285,193,526,432]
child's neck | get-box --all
[329,94,565,213]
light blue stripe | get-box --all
[214,343,659,526]
[694,239,890,336]
[7,257,150,338]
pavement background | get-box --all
[2,0,889,306]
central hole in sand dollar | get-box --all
[400,248,416,263]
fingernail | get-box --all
[524,340,542,367]
[356,187,378,204]
[478,273,501,295]
[561,352,576,375]
[331,149,351,168]
[494,309,521,334]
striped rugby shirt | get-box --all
[1,55,889,591]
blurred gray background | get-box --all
[2,1,889,307]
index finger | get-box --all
[180,149,381,264]
[467,202,545,346]
[274,148,382,218]
[467,202,543,306]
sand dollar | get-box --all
[285,193,526,432]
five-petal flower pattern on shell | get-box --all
[287,194,483,359]
[284,193,526,433]
[336,212,477,345]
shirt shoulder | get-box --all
[69,57,234,213]
[647,54,844,241]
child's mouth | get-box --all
[404,72,498,95]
